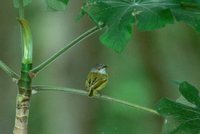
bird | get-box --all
[85,64,108,97]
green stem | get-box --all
[0,60,20,80]
[13,1,33,134]
[18,19,33,64]
[31,26,101,74]
[99,95,159,115]
[19,0,24,19]
[32,86,160,116]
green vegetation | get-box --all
[0,0,200,133]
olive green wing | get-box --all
[85,73,108,91]
[90,73,108,91]
[92,77,108,91]
[85,72,98,90]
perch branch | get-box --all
[32,85,159,115]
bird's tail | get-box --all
[88,90,94,97]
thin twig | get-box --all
[31,26,101,75]
[19,0,24,19]
[98,95,159,115]
[0,60,20,80]
[32,85,160,115]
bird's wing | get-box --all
[85,73,97,90]
[91,78,108,91]
[90,74,108,91]
[86,73,108,91]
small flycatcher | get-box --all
[85,64,108,97]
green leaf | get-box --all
[137,8,174,31]
[82,0,136,53]
[81,0,200,52]
[81,0,135,52]
[157,82,200,134]
[13,0,32,8]
[46,0,69,11]
[99,6,135,53]
[171,1,200,32]
[179,81,200,108]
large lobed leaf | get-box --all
[157,82,200,134]
[81,0,200,52]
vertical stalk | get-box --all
[13,64,32,134]
[13,1,33,133]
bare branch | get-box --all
[32,85,159,115]
[0,60,20,80]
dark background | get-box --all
[1,1,200,134]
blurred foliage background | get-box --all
[1,1,200,134]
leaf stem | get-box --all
[31,26,101,74]
[32,86,160,115]
[19,0,24,19]
[99,95,159,115]
[0,60,20,80]
[18,19,33,64]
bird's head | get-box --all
[91,64,108,74]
